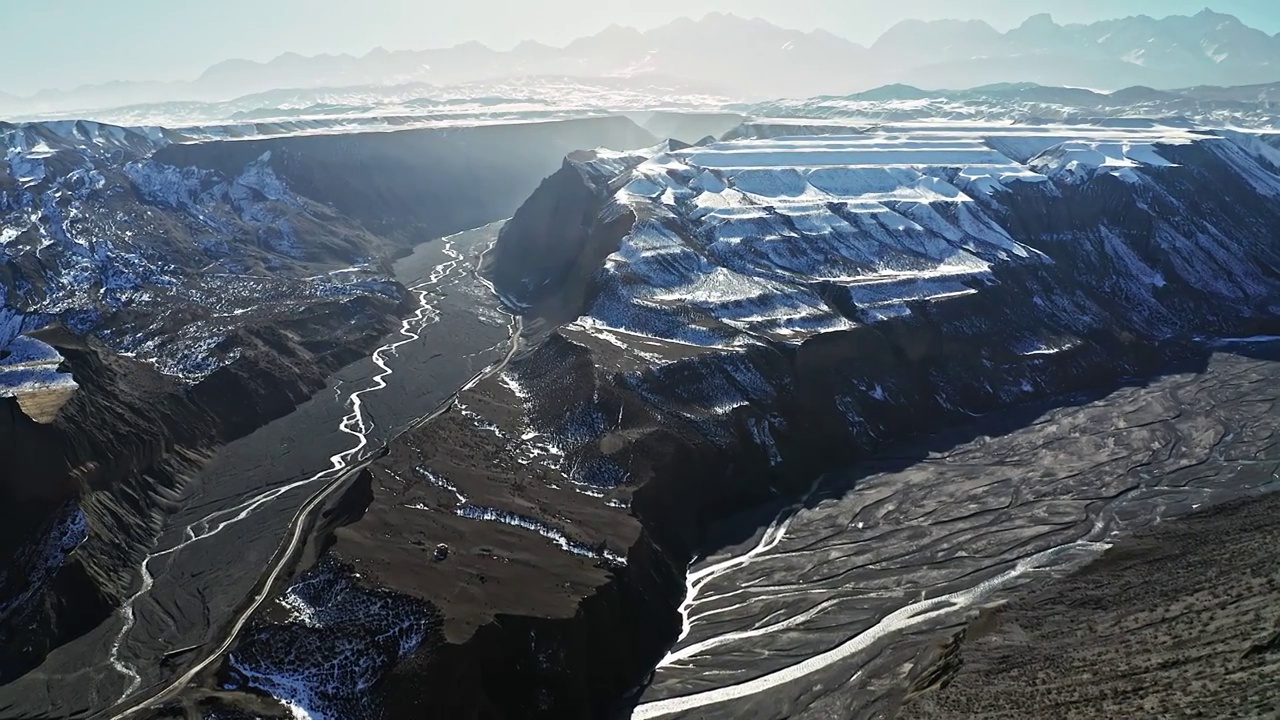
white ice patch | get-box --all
[0,335,77,399]
[498,371,530,401]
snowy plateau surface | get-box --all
[19,74,1280,141]
[737,84,1280,131]
[8,78,731,136]
[0,335,78,421]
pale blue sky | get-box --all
[10,1,1280,95]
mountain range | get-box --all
[7,9,1280,118]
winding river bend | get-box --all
[635,342,1280,720]
[106,236,468,707]
[0,224,515,720]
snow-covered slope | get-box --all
[550,121,1268,355]
[487,117,1280,516]
[0,120,402,380]
[487,119,1280,487]
[0,113,662,706]
[0,115,657,385]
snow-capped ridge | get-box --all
[1,120,173,157]
[549,119,1280,357]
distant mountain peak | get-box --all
[872,16,1001,52]
[1019,13,1056,28]
[514,39,553,51]
[10,8,1280,115]
[698,10,771,26]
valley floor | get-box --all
[900,482,1280,719]
[635,343,1280,720]
[0,225,513,720]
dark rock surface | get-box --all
[0,300,404,686]
[80,225,516,720]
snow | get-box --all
[1122,49,1147,66]
[405,463,627,565]
[0,502,87,625]
[8,78,731,137]
[1,121,406,384]
[498,371,531,400]
[0,336,77,398]
[228,559,434,720]
[1208,335,1280,346]
[562,119,1248,358]
[1028,139,1181,182]
[456,505,627,565]
[580,125,1115,346]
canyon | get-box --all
[3,102,1280,720]
[0,116,654,717]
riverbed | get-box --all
[633,342,1280,720]
[0,223,513,719]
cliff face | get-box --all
[153,117,657,249]
[483,149,650,324]
[0,116,658,684]
[269,124,1280,718]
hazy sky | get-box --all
[9,0,1280,95]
